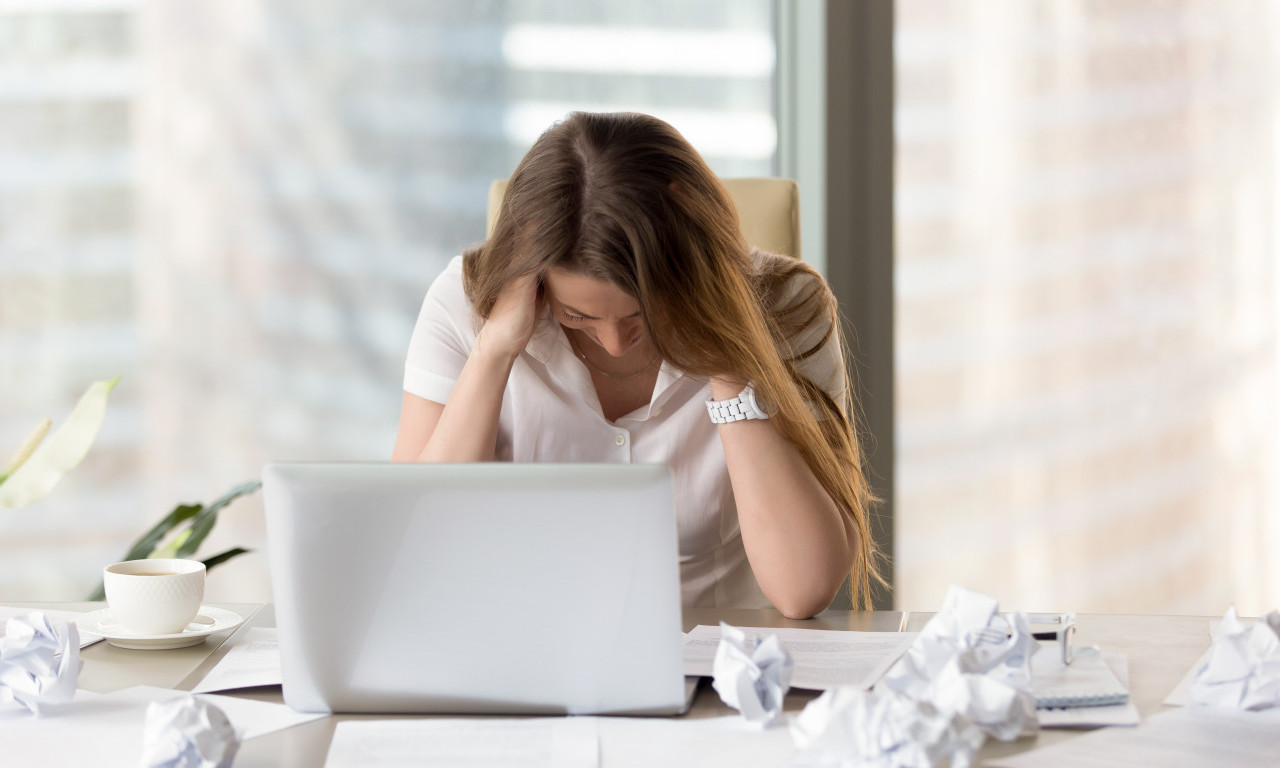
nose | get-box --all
[596,323,634,357]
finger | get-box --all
[516,273,541,300]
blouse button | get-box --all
[614,434,626,446]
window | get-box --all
[895,0,1280,614]
[0,1,776,600]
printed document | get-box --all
[325,718,599,768]
[192,627,282,693]
[682,625,917,690]
[325,716,798,768]
[597,715,795,768]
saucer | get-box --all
[76,606,245,650]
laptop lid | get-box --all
[262,462,686,715]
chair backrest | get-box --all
[486,177,801,259]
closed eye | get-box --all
[560,311,588,323]
[559,302,643,321]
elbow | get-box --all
[758,516,860,620]
[764,558,854,620]
[770,561,858,622]
[770,589,836,620]
[777,604,822,621]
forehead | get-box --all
[544,268,640,316]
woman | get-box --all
[392,112,879,618]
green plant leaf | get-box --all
[87,502,202,600]
[123,503,203,562]
[0,378,120,508]
[174,480,262,559]
[149,528,192,559]
[87,480,261,601]
[201,547,252,570]
[88,546,254,600]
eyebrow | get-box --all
[560,303,642,320]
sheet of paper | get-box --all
[324,718,599,768]
[598,715,796,768]
[194,689,325,740]
[683,625,916,691]
[191,627,282,693]
[1037,651,1139,728]
[988,707,1280,768]
[0,684,323,767]
[0,605,102,648]
[1032,647,1128,707]
[1,688,152,768]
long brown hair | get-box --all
[464,112,882,609]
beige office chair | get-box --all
[486,177,801,259]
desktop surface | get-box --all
[11,603,1213,767]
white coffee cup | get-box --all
[103,558,206,635]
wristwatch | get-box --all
[706,386,770,424]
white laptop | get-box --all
[262,462,689,715]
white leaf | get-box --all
[0,378,119,509]
[0,417,52,482]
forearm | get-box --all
[712,381,856,619]
[418,335,515,462]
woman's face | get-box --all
[543,268,648,358]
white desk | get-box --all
[9,603,1213,766]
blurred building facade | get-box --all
[895,0,1280,614]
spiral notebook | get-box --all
[1031,647,1130,709]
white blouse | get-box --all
[403,255,847,609]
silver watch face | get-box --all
[740,387,768,419]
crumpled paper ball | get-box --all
[140,695,240,768]
[1190,606,1280,711]
[879,585,1038,742]
[0,611,82,715]
[712,622,795,726]
[885,587,1036,686]
[790,687,985,768]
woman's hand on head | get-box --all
[477,273,542,361]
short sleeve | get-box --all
[403,256,475,404]
[775,271,849,411]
